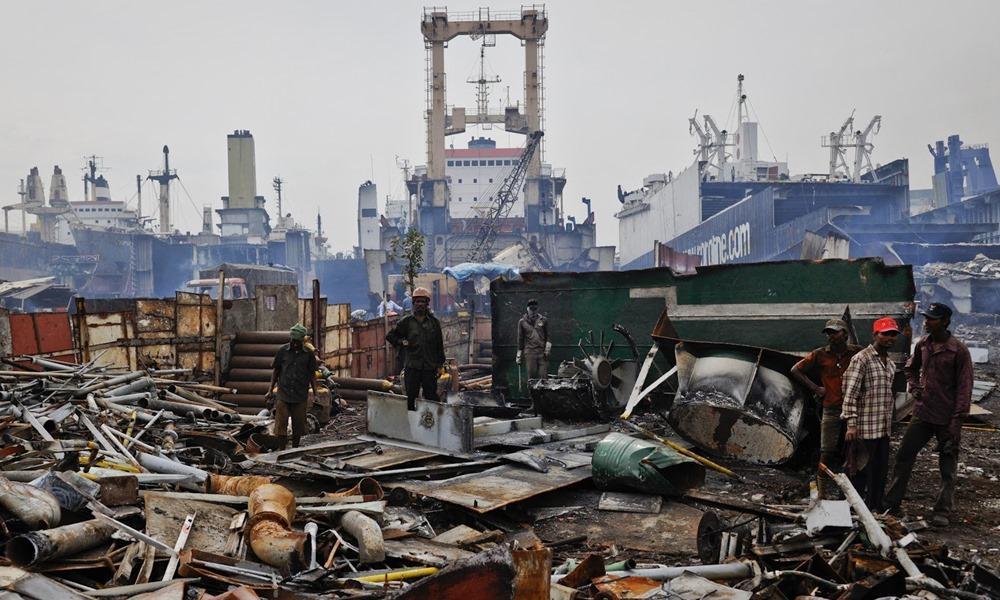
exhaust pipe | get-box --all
[6,519,116,567]
[247,484,306,569]
[340,510,385,564]
[0,476,61,529]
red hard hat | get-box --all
[872,317,900,334]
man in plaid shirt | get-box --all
[840,317,900,511]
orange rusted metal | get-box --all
[592,575,662,599]
[246,484,306,570]
[209,474,274,496]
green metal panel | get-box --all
[491,258,915,399]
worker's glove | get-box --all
[544,342,552,358]
[516,351,522,364]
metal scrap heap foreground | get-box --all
[1,258,1000,599]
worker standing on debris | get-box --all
[840,317,900,511]
[265,323,318,449]
[386,287,446,411]
[790,318,863,499]
[886,303,972,526]
[516,299,551,380]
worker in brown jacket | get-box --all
[886,303,973,527]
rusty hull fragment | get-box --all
[393,546,516,600]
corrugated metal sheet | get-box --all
[491,258,915,398]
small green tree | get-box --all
[390,229,425,292]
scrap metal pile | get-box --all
[2,351,999,599]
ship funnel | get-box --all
[49,166,69,207]
[94,175,112,202]
[26,167,45,206]
[202,205,213,233]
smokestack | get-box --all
[227,130,257,209]
[202,206,213,233]
[49,166,69,207]
[26,167,45,206]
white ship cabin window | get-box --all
[487,160,495,166]
[447,160,454,167]
[463,160,471,167]
[489,178,493,183]
[504,160,512,166]
[473,178,477,183]
[458,179,462,183]
[473,197,477,201]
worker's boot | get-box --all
[275,435,289,450]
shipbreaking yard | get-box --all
[3,2,1000,599]
[0,257,998,599]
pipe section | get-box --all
[247,483,306,569]
[340,510,385,564]
[0,476,61,529]
[209,474,274,496]
[6,519,116,567]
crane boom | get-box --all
[467,130,543,262]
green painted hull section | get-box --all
[491,258,915,399]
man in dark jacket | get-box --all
[265,323,318,449]
[386,286,446,410]
[886,303,973,526]
[516,299,550,380]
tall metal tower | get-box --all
[467,38,501,129]
[147,146,178,233]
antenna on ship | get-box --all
[136,174,143,223]
[467,33,500,130]
[273,176,284,226]
[147,146,178,234]
[81,156,106,202]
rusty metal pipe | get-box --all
[229,355,277,369]
[330,376,393,391]
[136,452,208,484]
[247,483,306,569]
[236,331,291,344]
[104,392,157,405]
[340,510,385,564]
[6,518,116,567]
[167,381,238,395]
[139,396,217,419]
[168,385,235,414]
[104,377,155,397]
[209,474,273,495]
[76,371,145,395]
[232,343,285,357]
[0,476,61,529]
[227,368,275,382]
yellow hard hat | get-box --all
[412,287,431,299]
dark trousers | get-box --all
[273,398,307,448]
[404,368,439,410]
[850,437,890,512]
[886,418,958,514]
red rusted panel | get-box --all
[32,313,74,355]
[9,314,39,355]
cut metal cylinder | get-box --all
[6,519,116,567]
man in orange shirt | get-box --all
[791,318,863,499]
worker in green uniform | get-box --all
[265,323,318,448]
[386,287,446,410]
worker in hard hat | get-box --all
[516,298,551,380]
[265,323,318,448]
[386,287,446,411]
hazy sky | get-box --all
[2,1,998,251]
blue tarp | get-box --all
[442,262,520,282]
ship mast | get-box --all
[147,145,178,234]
